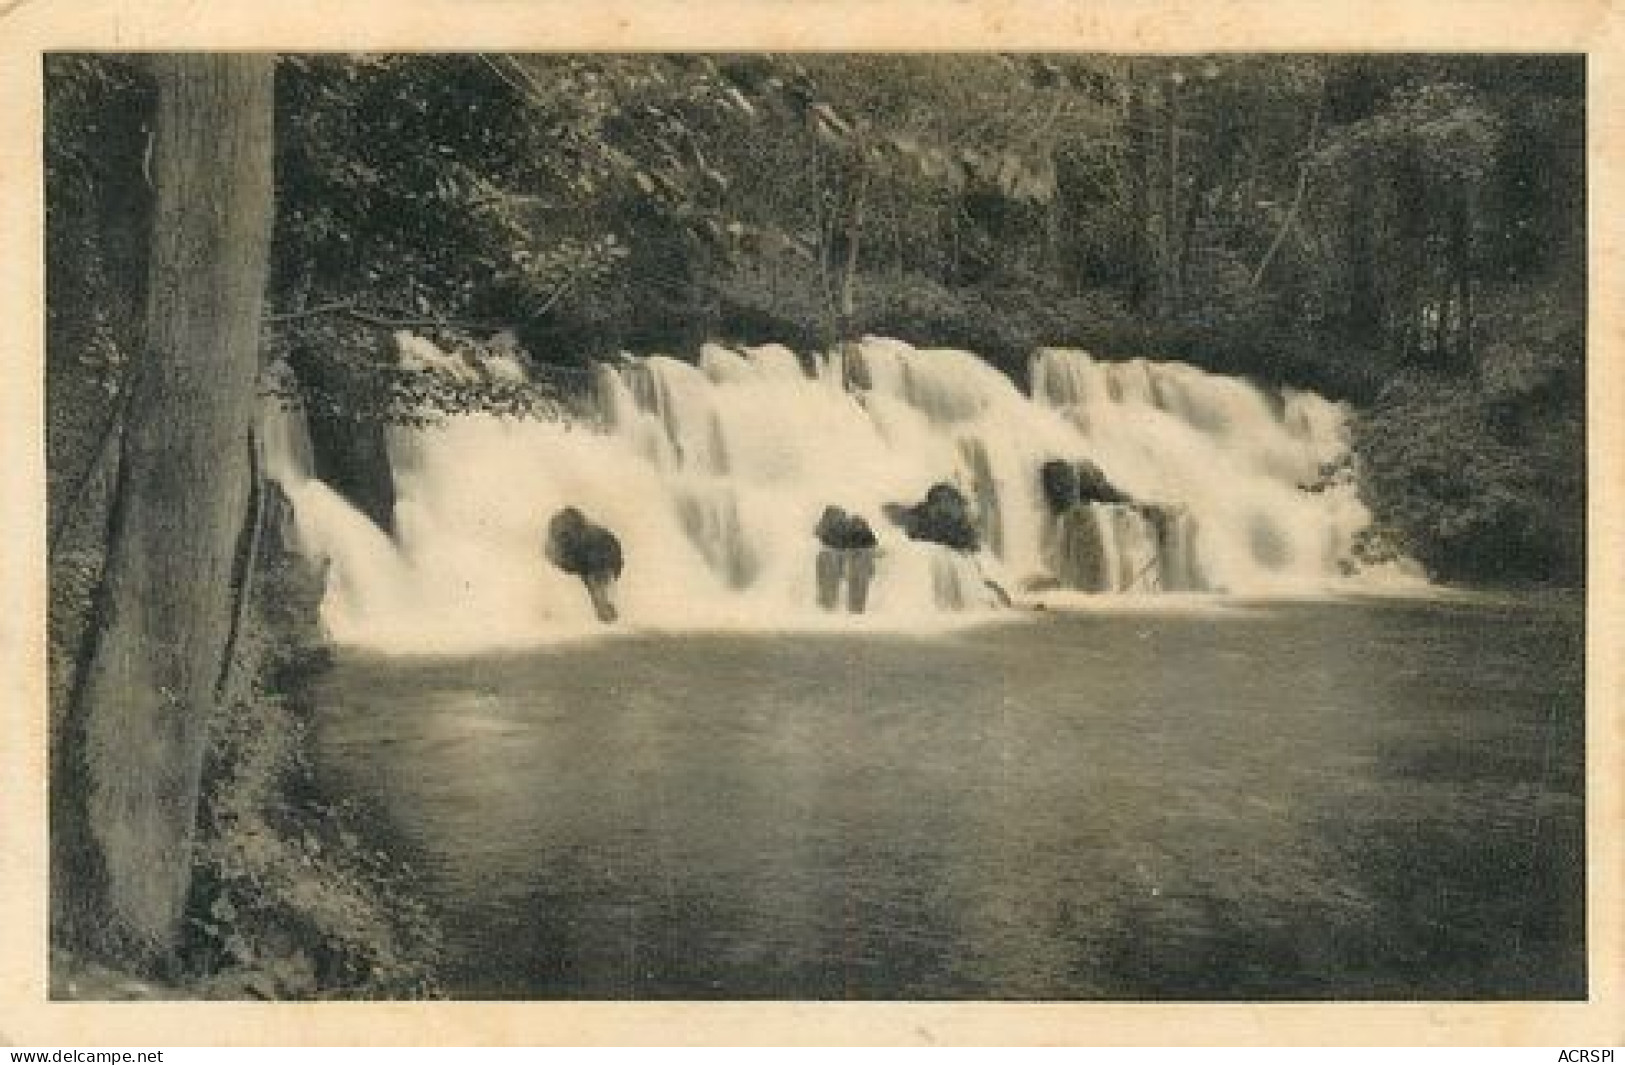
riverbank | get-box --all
[48,545,445,1000]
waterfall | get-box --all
[261,336,1419,652]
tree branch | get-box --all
[343,306,514,332]
[264,299,357,323]
[1250,89,1324,289]
[267,299,514,333]
[268,257,595,334]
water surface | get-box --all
[315,594,1585,999]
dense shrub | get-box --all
[181,548,444,999]
[855,273,1392,402]
[858,273,1037,378]
[50,537,444,998]
[1353,371,1583,585]
[1352,270,1584,586]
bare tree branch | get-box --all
[1251,89,1325,289]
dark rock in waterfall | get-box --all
[814,506,878,612]
[1039,497,1206,594]
[1076,459,1134,506]
[1041,458,1135,516]
[284,345,398,537]
[304,415,397,536]
[815,507,838,548]
[886,482,980,552]
[1039,458,1144,591]
[545,507,624,623]
[1040,459,1082,515]
[546,507,624,579]
[815,505,879,551]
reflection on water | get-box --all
[315,595,1584,999]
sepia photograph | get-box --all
[5,0,1622,1046]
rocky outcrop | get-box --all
[885,482,980,552]
[545,507,624,623]
[814,505,879,613]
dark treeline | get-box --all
[44,52,1583,992]
[49,53,1585,587]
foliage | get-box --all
[44,56,152,550]
[48,470,445,998]
[46,56,448,987]
[44,55,151,379]
[47,51,1586,572]
[184,549,443,998]
[1353,371,1582,584]
[273,55,599,318]
[269,55,637,422]
[1318,81,1501,183]
[50,545,446,997]
[1351,246,1584,587]
[264,318,571,429]
[41,50,1589,994]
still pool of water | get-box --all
[314,593,1585,1000]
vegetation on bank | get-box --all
[51,550,441,999]
[44,52,1584,992]
[47,56,444,998]
[51,515,443,999]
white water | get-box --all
[263,335,1417,652]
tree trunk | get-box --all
[1175,155,1214,303]
[1161,76,1182,317]
[53,54,276,971]
[1250,92,1322,289]
[1450,190,1476,369]
[1124,77,1156,316]
[1345,153,1382,343]
[808,134,840,354]
[837,167,870,340]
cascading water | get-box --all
[263,335,1416,652]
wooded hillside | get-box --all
[50,53,1585,587]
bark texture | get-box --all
[54,54,276,969]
